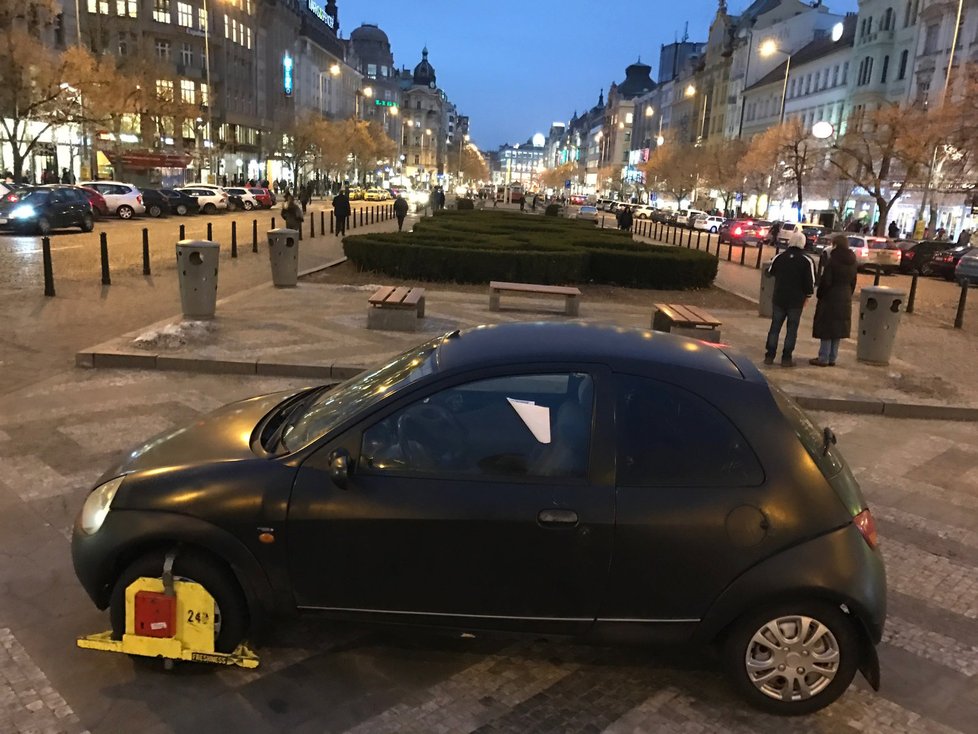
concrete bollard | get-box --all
[267,228,299,287]
[176,239,219,319]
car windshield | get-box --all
[279,336,444,450]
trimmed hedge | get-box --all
[343,210,716,289]
[456,198,474,210]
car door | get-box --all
[286,369,615,632]
[602,374,767,622]
[47,189,71,227]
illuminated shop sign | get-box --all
[307,0,336,29]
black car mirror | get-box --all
[328,448,351,489]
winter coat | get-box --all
[281,201,304,231]
[767,247,815,309]
[332,193,351,218]
[812,246,858,340]
[393,197,409,218]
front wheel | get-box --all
[243,201,254,211]
[723,601,860,716]
[203,203,217,215]
[175,204,188,216]
[110,549,249,654]
[79,214,94,232]
[117,205,134,220]
[710,226,718,233]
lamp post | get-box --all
[759,39,791,124]
[201,0,217,182]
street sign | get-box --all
[375,100,398,108]
[564,179,571,189]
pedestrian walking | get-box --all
[281,193,304,231]
[763,233,815,367]
[393,193,409,232]
[332,188,351,236]
[809,234,858,367]
[532,193,539,211]
[437,189,446,210]
[61,167,73,184]
[617,206,633,231]
[957,228,972,246]
[887,220,899,239]
[299,183,312,213]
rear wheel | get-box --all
[110,549,249,654]
[148,204,163,218]
[723,601,859,716]
[175,204,188,216]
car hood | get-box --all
[96,389,303,482]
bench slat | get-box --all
[680,304,722,327]
[401,288,424,306]
[369,286,396,305]
[389,286,411,304]
[490,280,581,297]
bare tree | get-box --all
[742,120,819,219]
[641,141,704,208]
[700,139,746,215]
[828,104,938,236]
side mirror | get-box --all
[328,448,351,490]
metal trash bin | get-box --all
[267,228,299,287]
[857,285,906,365]
[176,239,219,319]
[759,259,776,318]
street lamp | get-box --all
[684,84,696,98]
[318,62,341,116]
[760,39,791,124]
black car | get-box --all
[898,239,955,275]
[72,323,885,715]
[929,244,973,280]
[0,186,94,235]
[158,189,200,216]
[139,189,171,218]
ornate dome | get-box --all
[412,47,437,88]
[617,59,655,99]
[350,23,389,45]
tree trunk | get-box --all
[796,178,804,223]
[875,198,890,237]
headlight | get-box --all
[10,205,36,219]
[79,476,124,535]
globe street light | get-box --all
[760,40,791,124]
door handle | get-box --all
[538,509,578,526]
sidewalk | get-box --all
[75,254,978,420]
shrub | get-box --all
[456,198,475,210]
[544,203,560,216]
[343,210,716,289]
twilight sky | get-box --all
[340,0,859,150]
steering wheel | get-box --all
[396,403,466,469]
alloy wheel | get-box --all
[744,614,841,702]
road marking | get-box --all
[7,245,85,255]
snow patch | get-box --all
[132,320,217,350]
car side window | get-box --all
[360,373,593,479]
[616,375,763,487]
[50,190,67,204]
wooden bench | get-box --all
[489,281,582,316]
[652,303,723,343]
[367,286,426,331]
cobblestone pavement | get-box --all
[0,368,976,733]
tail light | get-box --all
[904,251,915,259]
[853,508,879,549]
[861,247,870,257]
[136,195,143,205]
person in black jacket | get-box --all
[393,194,409,231]
[764,235,815,367]
[809,234,858,366]
[332,189,351,236]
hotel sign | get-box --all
[307,0,336,29]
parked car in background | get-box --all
[77,186,108,218]
[0,182,30,203]
[364,188,390,201]
[575,205,599,223]
[71,322,885,716]
[139,189,171,218]
[897,240,950,275]
[847,236,902,274]
[801,225,825,250]
[685,209,707,228]
[224,187,260,211]
[177,186,229,214]
[248,188,274,208]
[158,189,200,216]
[569,194,588,206]
[954,247,978,285]
[0,186,95,235]
[929,244,974,280]
[693,215,725,233]
[79,181,145,219]
[632,204,656,219]
[721,218,771,247]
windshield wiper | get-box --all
[271,385,334,452]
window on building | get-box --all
[182,118,196,139]
[805,74,812,94]
[883,8,893,31]
[224,13,229,38]
[916,77,931,106]
[898,49,909,79]
[155,39,170,59]
[198,6,207,31]
[904,0,911,28]
[833,64,839,85]
[245,27,252,49]
[867,16,873,35]
[180,42,192,66]
[881,55,890,83]
[156,79,174,102]
[911,0,919,25]
[87,0,109,12]
[367,63,377,78]
[924,23,939,54]
[200,83,208,106]
[180,79,195,104]
[843,61,849,83]
[118,34,129,55]
[153,0,170,22]
[117,0,137,17]
[864,57,874,85]
[625,112,633,124]
[177,1,192,26]
[414,154,420,164]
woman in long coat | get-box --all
[810,233,858,367]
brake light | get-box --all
[733,226,742,235]
[137,195,142,205]
[861,247,870,257]
[904,251,915,259]
[853,509,879,549]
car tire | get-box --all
[710,226,718,233]
[79,214,94,233]
[110,549,249,654]
[243,201,254,211]
[148,204,163,218]
[175,204,188,216]
[203,203,217,215]
[36,217,51,236]
[722,600,860,716]
[117,205,134,220]
[943,272,955,281]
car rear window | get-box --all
[769,385,843,478]
[867,239,898,249]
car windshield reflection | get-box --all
[280,336,443,450]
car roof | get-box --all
[432,323,746,380]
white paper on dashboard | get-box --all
[506,398,551,444]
